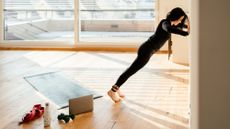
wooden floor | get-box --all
[0,50,190,129]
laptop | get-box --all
[69,94,94,115]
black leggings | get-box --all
[115,43,158,87]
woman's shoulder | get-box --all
[160,19,170,31]
[160,19,170,25]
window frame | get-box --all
[0,0,157,49]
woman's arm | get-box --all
[177,16,188,28]
[179,16,190,33]
[162,21,189,36]
[185,17,190,33]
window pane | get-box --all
[4,0,74,42]
[79,0,155,43]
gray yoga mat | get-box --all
[24,72,102,109]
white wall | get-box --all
[190,0,230,129]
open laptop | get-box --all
[69,94,93,115]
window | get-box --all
[79,0,155,44]
[3,0,74,43]
[1,0,156,47]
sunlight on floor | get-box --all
[23,51,190,129]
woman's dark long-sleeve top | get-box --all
[138,19,189,55]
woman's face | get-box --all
[171,16,184,26]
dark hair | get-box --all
[166,7,187,21]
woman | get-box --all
[108,7,190,102]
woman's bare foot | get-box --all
[107,90,121,103]
[117,89,125,98]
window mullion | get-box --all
[0,0,4,41]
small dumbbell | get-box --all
[57,113,75,123]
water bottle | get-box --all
[44,102,51,127]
